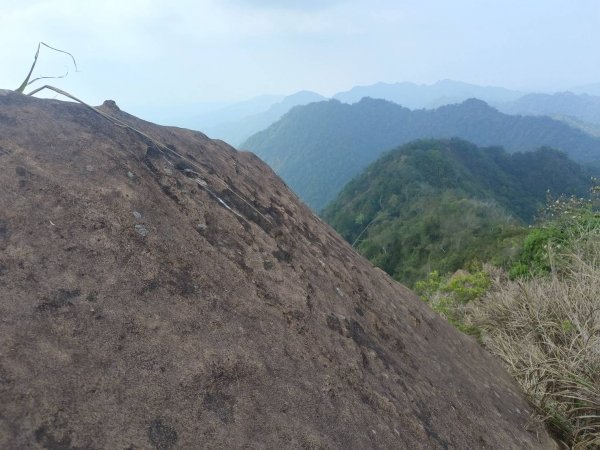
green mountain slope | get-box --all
[322,139,591,286]
[243,98,600,211]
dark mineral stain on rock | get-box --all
[326,314,342,334]
[15,166,27,177]
[272,247,292,263]
[34,425,79,450]
[346,319,393,368]
[147,419,178,450]
[203,391,236,424]
[0,220,8,241]
[0,365,12,386]
[38,289,81,311]
[145,145,163,159]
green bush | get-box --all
[412,180,600,448]
[510,191,600,279]
[415,268,490,337]
[442,270,491,304]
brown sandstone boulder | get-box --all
[0,90,556,449]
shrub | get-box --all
[467,229,600,448]
[416,267,490,337]
[414,182,600,448]
[510,187,600,279]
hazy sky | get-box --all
[1,0,599,113]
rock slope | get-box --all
[0,90,555,449]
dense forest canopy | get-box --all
[322,138,592,286]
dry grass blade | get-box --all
[16,41,271,225]
[467,229,600,448]
[15,42,78,93]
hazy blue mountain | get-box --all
[137,94,285,132]
[260,90,327,119]
[322,139,592,285]
[333,79,524,109]
[571,82,600,96]
[194,94,285,129]
[204,90,326,146]
[243,98,600,211]
[555,115,600,137]
[496,91,600,126]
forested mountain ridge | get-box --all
[243,98,600,211]
[322,139,592,286]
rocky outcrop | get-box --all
[0,91,555,448]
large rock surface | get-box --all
[0,91,556,449]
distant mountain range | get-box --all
[202,91,326,146]
[496,91,600,126]
[135,79,600,153]
[322,139,591,285]
[134,79,600,150]
[242,98,600,211]
[333,79,524,108]
[195,80,528,144]
[332,81,600,130]
[134,94,284,131]
[571,82,600,97]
